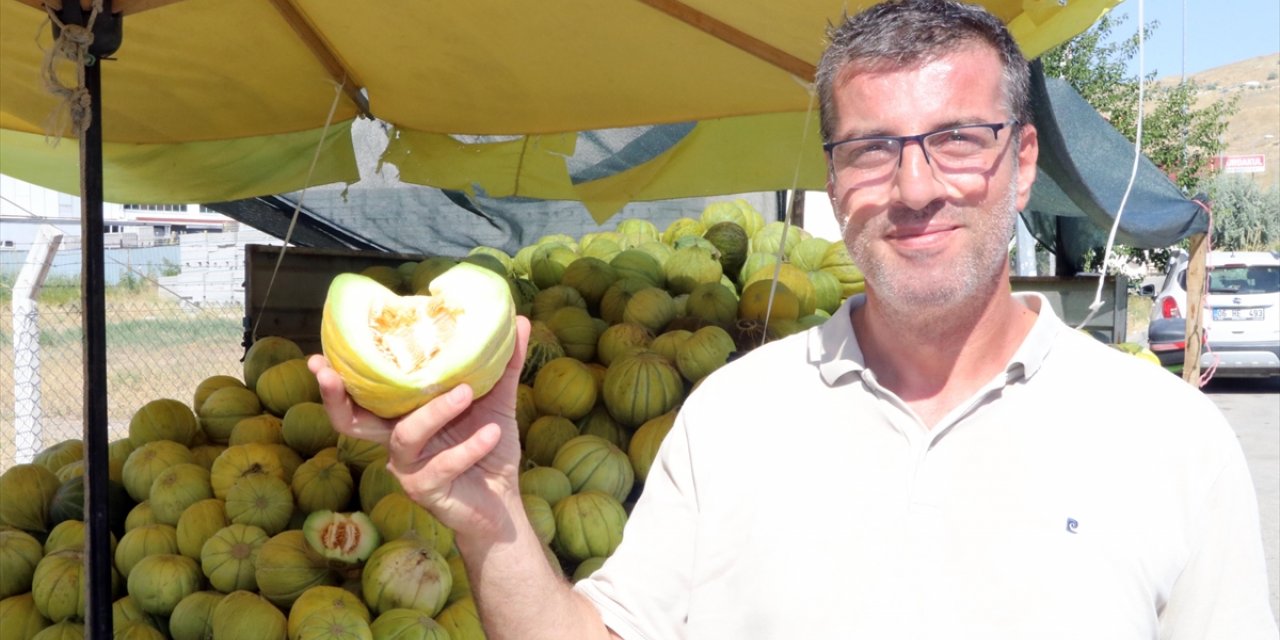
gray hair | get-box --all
[815,0,1031,143]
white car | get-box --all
[1143,250,1280,378]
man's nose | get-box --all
[891,141,945,210]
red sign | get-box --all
[1212,154,1267,174]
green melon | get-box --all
[29,620,85,640]
[661,216,707,246]
[788,236,832,271]
[602,351,685,428]
[123,501,159,532]
[0,528,43,599]
[175,498,229,559]
[121,440,195,503]
[702,220,751,278]
[168,591,225,640]
[115,523,179,579]
[2,592,52,639]
[629,410,678,483]
[288,585,371,640]
[577,404,630,452]
[0,464,63,533]
[622,287,678,333]
[552,435,635,503]
[362,538,452,617]
[128,399,199,448]
[529,244,579,290]
[664,246,724,296]
[522,494,556,546]
[517,466,573,509]
[198,386,263,444]
[210,590,288,640]
[283,402,339,456]
[355,454,399,514]
[148,463,213,526]
[369,608,450,640]
[546,305,601,362]
[551,491,628,563]
[33,440,83,475]
[228,413,285,446]
[243,336,306,391]
[292,608,373,640]
[209,442,285,499]
[224,474,294,535]
[368,493,454,558]
[649,329,692,365]
[531,357,597,421]
[292,455,355,515]
[609,250,665,289]
[32,550,93,621]
[256,358,321,417]
[523,415,581,468]
[201,523,269,592]
[111,595,163,636]
[337,436,386,476]
[434,596,485,640]
[686,281,739,326]
[255,530,340,608]
[559,257,620,312]
[595,322,653,367]
[675,325,737,383]
[520,320,566,386]
[192,375,247,415]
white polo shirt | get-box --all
[575,293,1276,639]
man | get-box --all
[311,1,1277,637]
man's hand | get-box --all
[308,315,531,539]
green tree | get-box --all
[1198,174,1280,251]
[1040,14,1237,193]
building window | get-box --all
[124,203,187,212]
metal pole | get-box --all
[81,54,114,640]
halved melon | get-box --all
[321,263,517,419]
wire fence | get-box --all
[2,297,246,471]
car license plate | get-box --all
[1212,307,1264,321]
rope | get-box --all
[40,0,105,146]
[1074,0,1147,333]
[760,89,818,346]
[250,77,348,344]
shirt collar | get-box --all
[808,291,1064,387]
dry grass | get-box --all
[1160,53,1280,191]
[1,293,246,469]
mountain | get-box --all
[1165,53,1280,191]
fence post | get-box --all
[8,225,63,466]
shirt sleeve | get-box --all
[573,409,698,640]
[1158,436,1279,639]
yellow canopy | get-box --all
[0,0,1118,219]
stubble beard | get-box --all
[841,176,1020,325]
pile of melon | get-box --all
[0,199,864,640]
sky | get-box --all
[1103,0,1280,79]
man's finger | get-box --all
[310,355,393,445]
[387,384,475,472]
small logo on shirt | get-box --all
[1065,518,1079,533]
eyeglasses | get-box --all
[824,120,1018,188]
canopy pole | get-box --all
[79,52,114,640]
[47,1,122,635]
[1181,232,1207,385]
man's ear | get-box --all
[1015,123,1039,211]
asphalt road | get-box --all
[1202,375,1280,623]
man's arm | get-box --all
[311,316,620,640]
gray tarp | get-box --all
[1022,61,1209,272]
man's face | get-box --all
[825,45,1038,313]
